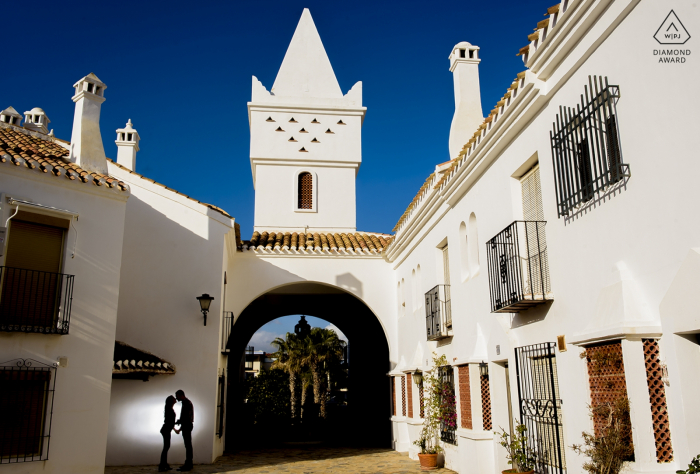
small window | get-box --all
[95,86,101,95]
[469,50,474,59]
[459,49,466,58]
[87,83,94,93]
[127,133,133,141]
[34,116,41,123]
[298,172,313,209]
[0,358,57,462]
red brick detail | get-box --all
[391,377,396,416]
[458,365,472,429]
[643,339,674,462]
[401,376,406,416]
[407,375,413,418]
[481,374,492,431]
[585,341,631,438]
[419,382,424,418]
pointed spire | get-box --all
[271,9,342,99]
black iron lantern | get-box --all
[479,360,489,377]
[412,371,423,385]
[196,293,214,326]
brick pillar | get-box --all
[458,365,472,429]
[407,375,413,418]
[391,376,396,416]
[401,376,406,416]
[643,339,674,462]
[481,373,492,431]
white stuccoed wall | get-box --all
[104,162,236,466]
[0,161,128,474]
[249,8,366,233]
[387,0,700,473]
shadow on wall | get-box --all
[336,272,363,299]
[510,300,552,329]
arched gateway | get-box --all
[225,282,391,448]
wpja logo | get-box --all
[653,10,691,63]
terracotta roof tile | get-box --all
[113,341,176,377]
[0,124,128,192]
[244,231,393,255]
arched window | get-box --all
[459,221,469,282]
[468,213,480,277]
[298,172,313,209]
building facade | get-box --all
[1,1,698,473]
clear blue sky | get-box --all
[5,0,546,237]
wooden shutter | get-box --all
[442,246,450,286]
[298,172,313,209]
[1,220,65,327]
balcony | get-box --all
[425,284,451,341]
[0,266,73,334]
[486,221,552,313]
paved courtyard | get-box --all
[105,447,455,473]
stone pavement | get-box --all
[105,447,455,473]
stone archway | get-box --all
[225,282,391,450]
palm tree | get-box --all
[303,327,346,418]
[271,332,306,421]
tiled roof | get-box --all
[108,159,233,219]
[243,231,393,254]
[391,2,566,235]
[0,124,128,192]
[112,341,176,377]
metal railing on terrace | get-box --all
[425,284,451,341]
[0,267,73,334]
[486,221,552,313]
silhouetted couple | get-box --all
[159,389,194,472]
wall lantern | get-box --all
[412,371,423,385]
[196,293,214,326]
[479,360,489,377]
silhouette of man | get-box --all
[175,389,194,471]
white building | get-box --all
[2,1,699,473]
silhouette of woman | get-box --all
[159,395,179,472]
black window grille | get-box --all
[221,311,234,354]
[550,76,629,217]
[0,358,57,463]
[0,267,74,334]
[425,284,451,340]
[514,343,565,474]
[438,366,457,445]
[486,221,551,313]
[216,374,225,438]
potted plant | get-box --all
[413,353,448,470]
[497,421,537,474]
[677,454,700,474]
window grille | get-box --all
[216,374,225,438]
[298,172,313,209]
[425,284,451,340]
[438,366,457,445]
[515,343,566,474]
[550,76,629,217]
[643,339,673,462]
[391,377,396,416]
[0,358,57,463]
[244,346,254,370]
[406,375,413,418]
[458,365,472,429]
[401,376,406,416]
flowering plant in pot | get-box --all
[413,353,448,470]
[497,421,537,474]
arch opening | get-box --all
[225,282,391,450]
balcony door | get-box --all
[520,166,550,298]
[1,213,67,328]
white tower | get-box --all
[23,107,50,134]
[448,42,483,159]
[69,73,108,175]
[248,8,366,233]
[115,119,140,171]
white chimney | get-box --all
[1,106,22,126]
[448,42,483,159]
[115,119,140,171]
[23,107,50,134]
[69,73,108,175]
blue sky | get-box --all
[5,0,547,237]
[249,316,347,353]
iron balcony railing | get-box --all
[221,311,234,354]
[550,76,630,218]
[0,267,74,334]
[486,221,552,313]
[425,284,451,341]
